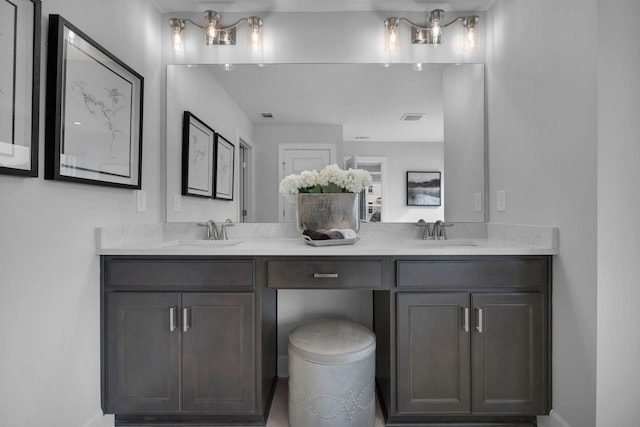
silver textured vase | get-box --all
[296,193,360,232]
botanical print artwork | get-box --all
[71,80,127,160]
[61,33,133,178]
[216,137,233,199]
[217,144,231,192]
[0,0,16,154]
[187,122,212,193]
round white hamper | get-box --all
[288,319,376,427]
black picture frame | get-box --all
[214,133,234,201]
[181,111,215,198]
[406,171,441,206]
[45,14,144,189]
[0,0,41,177]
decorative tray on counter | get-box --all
[303,235,359,247]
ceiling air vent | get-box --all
[259,112,274,119]
[401,113,425,121]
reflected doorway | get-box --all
[345,156,388,223]
[239,140,252,223]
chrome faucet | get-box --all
[198,219,234,240]
[416,219,435,240]
[416,219,452,240]
[433,220,453,240]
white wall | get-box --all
[166,65,254,223]
[487,1,598,426]
[596,0,640,425]
[0,1,162,427]
[344,141,444,222]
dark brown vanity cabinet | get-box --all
[376,256,551,426]
[101,256,277,425]
[106,292,255,414]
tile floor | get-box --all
[264,378,386,427]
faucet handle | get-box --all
[197,220,217,239]
[219,219,235,240]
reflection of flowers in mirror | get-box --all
[279,164,373,204]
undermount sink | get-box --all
[415,239,477,247]
[163,240,243,248]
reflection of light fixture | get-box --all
[168,10,263,51]
[384,10,479,50]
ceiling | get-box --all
[151,0,495,14]
[198,63,452,143]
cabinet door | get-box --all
[106,292,180,413]
[181,293,256,413]
[397,293,471,414]
[472,293,546,414]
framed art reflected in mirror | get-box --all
[182,111,215,198]
[214,133,234,201]
[407,171,441,206]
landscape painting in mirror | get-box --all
[406,171,441,206]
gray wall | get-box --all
[596,0,640,425]
[487,1,598,426]
[0,1,162,426]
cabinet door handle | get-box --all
[169,306,177,332]
[313,273,339,278]
[476,308,483,333]
[463,307,470,332]
[182,307,190,332]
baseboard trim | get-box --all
[83,411,114,427]
[538,410,572,427]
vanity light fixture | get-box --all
[168,10,263,51]
[384,10,479,51]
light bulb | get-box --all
[203,11,220,45]
[389,29,397,49]
[431,23,441,44]
[168,19,185,52]
[247,17,263,50]
[467,27,477,49]
[384,18,400,52]
[172,31,184,51]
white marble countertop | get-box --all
[95,222,558,256]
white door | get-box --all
[278,144,336,222]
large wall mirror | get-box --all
[166,63,485,223]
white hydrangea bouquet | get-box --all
[279,164,373,204]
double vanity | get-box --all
[97,222,557,427]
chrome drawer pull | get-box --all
[313,273,339,278]
[182,307,190,332]
[463,307,470,332]
[476,308,483,333]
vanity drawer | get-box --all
[396,256,549,289]
[103,256,255,289]
[267,259,384,289]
